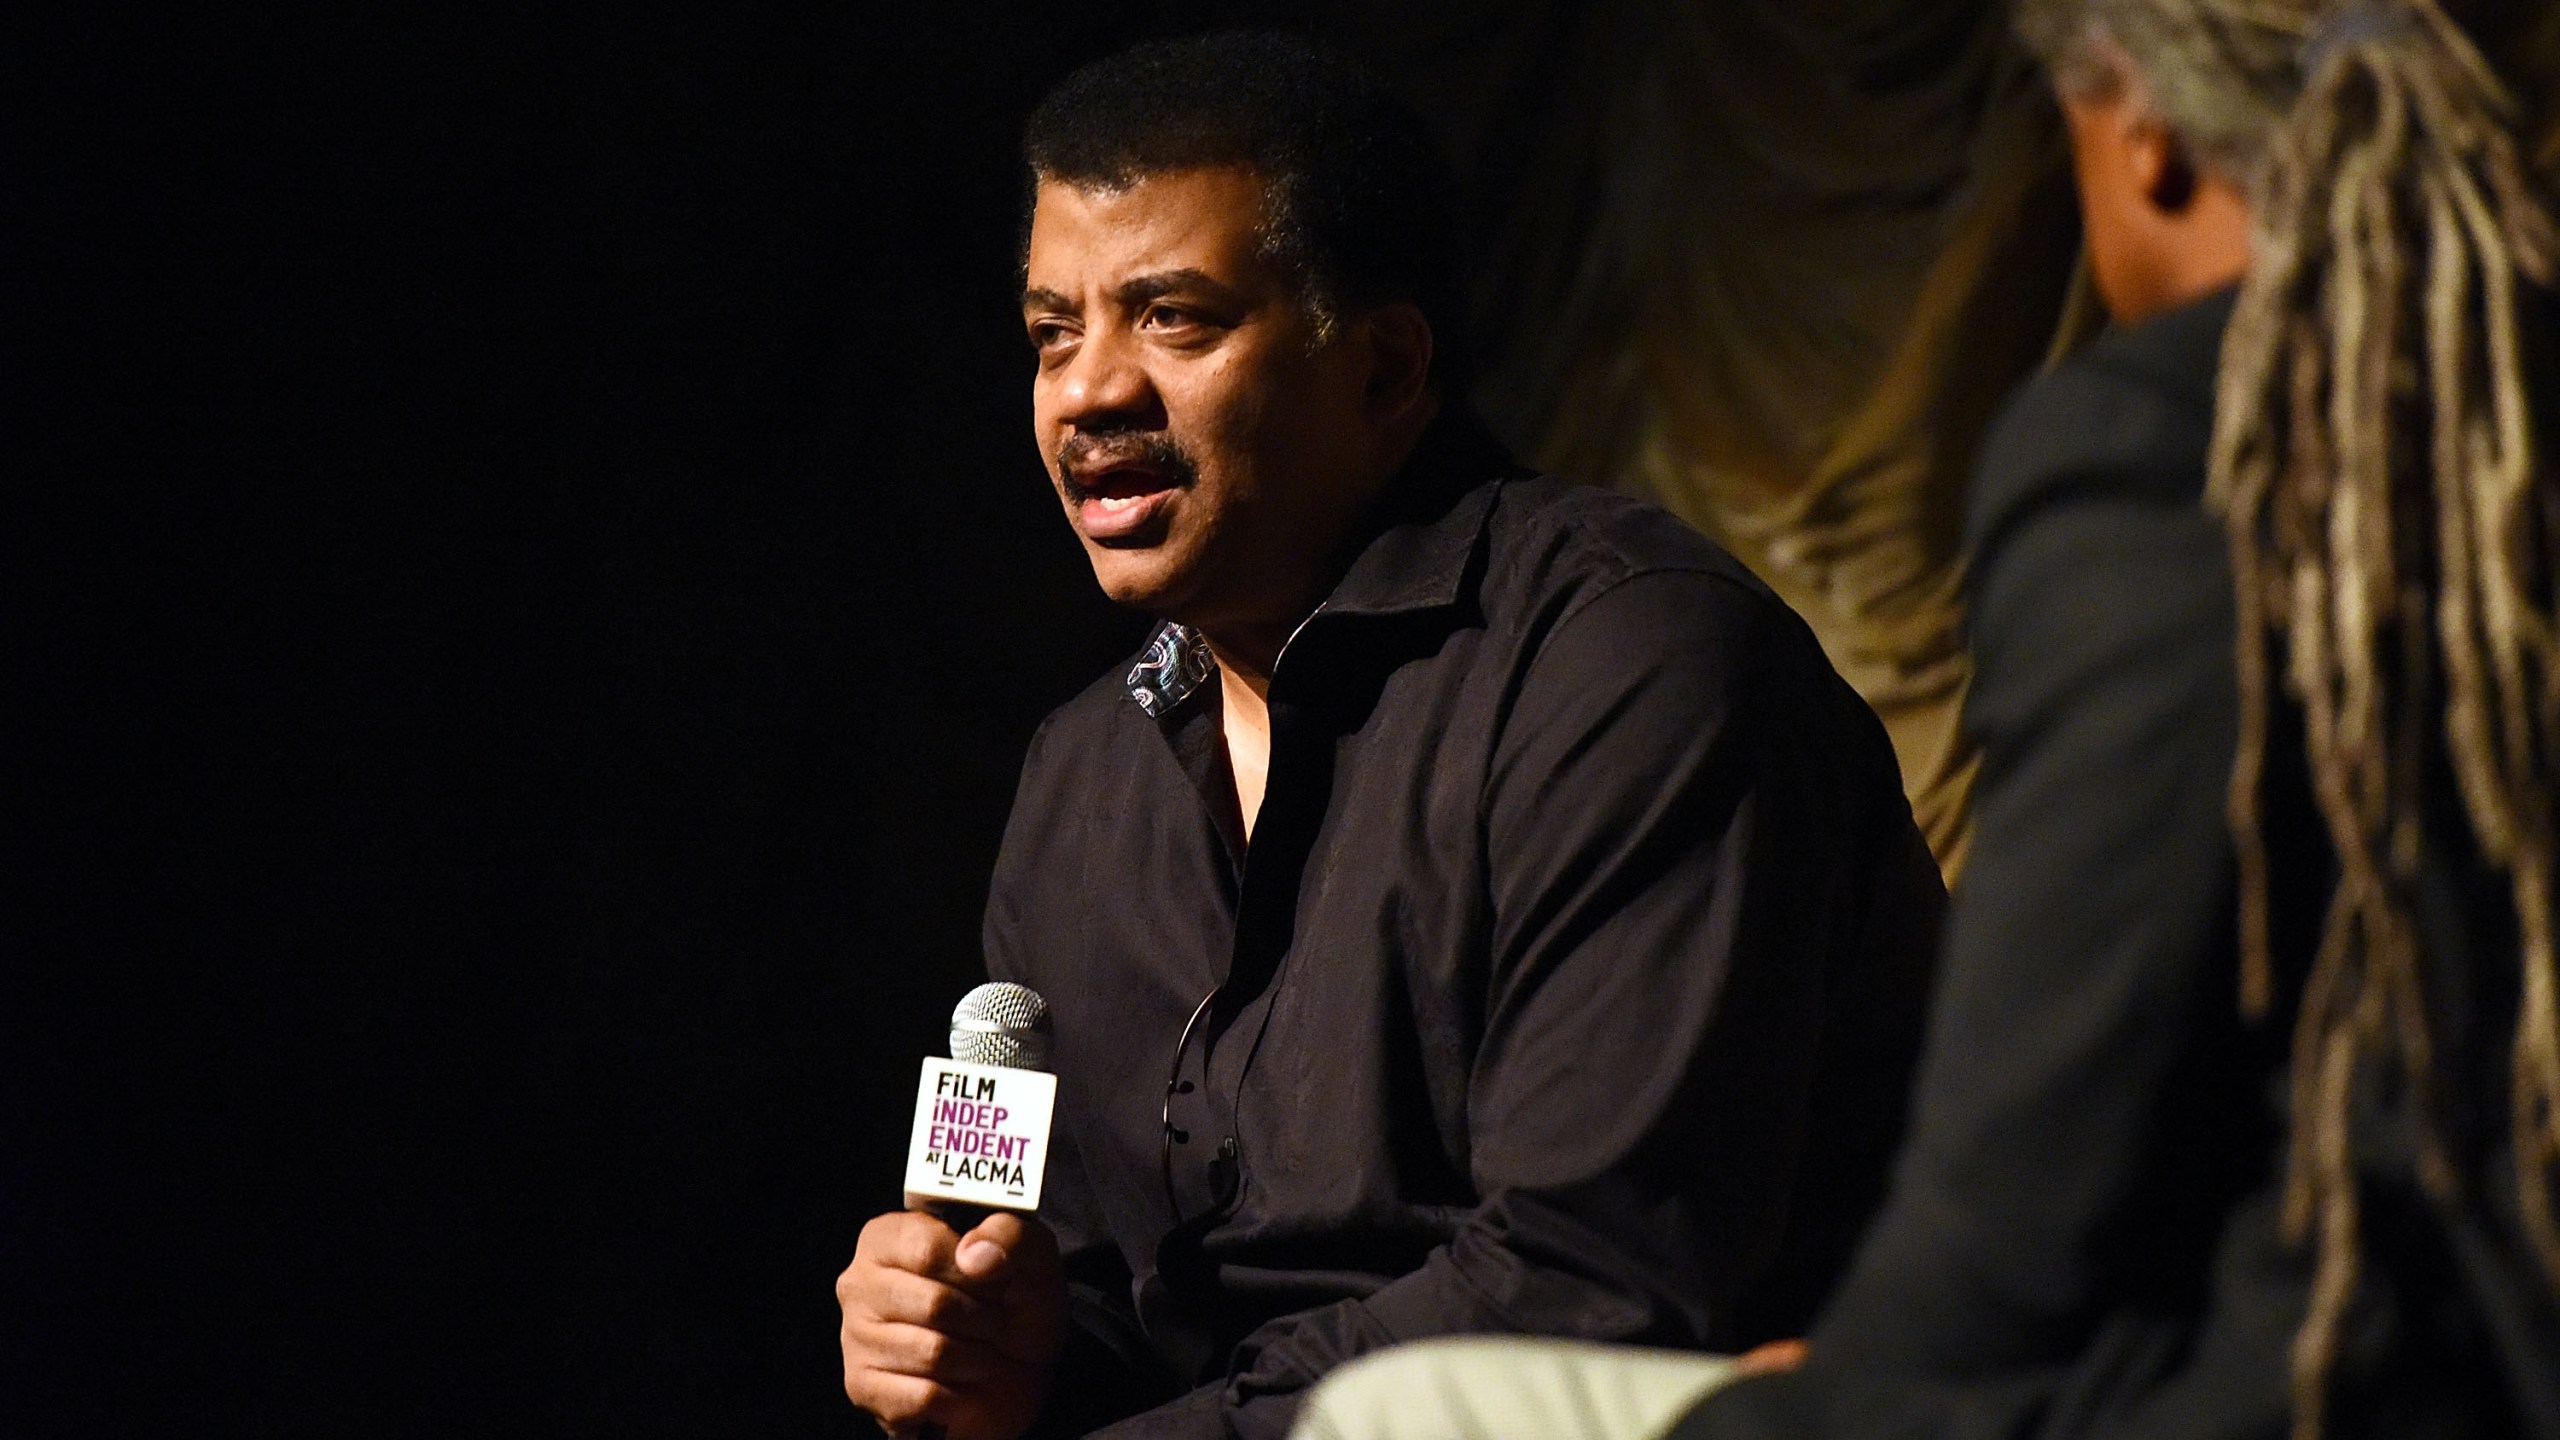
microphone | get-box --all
[903,982,1058,1216]
[949,981,1053,1071]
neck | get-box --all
[1190,394,1446,683]
[1206,635,1279,702]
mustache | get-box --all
[1056,431,1199,503]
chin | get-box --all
[1083,550,1188,617]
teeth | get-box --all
[1095,493,1147,512]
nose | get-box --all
[1050,324,1158,433]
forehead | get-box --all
[1023,165,1276,293]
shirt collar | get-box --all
[1122,406,1519,714]
[1127,620,1217,718]
[1319,406,1515,619]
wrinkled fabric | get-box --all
[986,413,1944,1438]
[1337,0,2089,875]
[1322,0,2560,879]
[1670,288,2560,1440]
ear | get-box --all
[2126,111,2201,215]
[1357,302,1434,424]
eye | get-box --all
[1140,302,1201,334]
[1026,319,1078,363]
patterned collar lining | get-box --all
[1118,410,1514,718]
[1125,622,1216,717]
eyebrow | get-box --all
[1019,268,1245,315]
[1116,269,1233,309]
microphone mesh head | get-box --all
[950,982,1053,1072]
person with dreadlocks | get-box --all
[1285,2,2560,1438]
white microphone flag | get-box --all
[903,1057,1057,1211]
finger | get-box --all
[843,1321,1023,1388]
[1736,1338,1808,1375]
[953,1211,1060,1285]
[845,1263,1001,1341]
[842,1365,953,1436]
[951,1215,1067,1371]
[857,1210,964,1278]
[951,1215,1015,1283]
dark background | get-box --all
[24,5,2560,1435]
[11,4,1491,1434]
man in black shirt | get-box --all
[1294,4,2560,1438]
[833,34,1945,1440]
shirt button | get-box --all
[1217,1136,1237,1160]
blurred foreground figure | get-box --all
[1293,2,2560,1437]
[831,32,1945,1440]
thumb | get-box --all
[954,1232,1008,1281]
[953,1212,1026,1282]
[953,1211,1059,1285]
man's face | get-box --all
[1022,165,1386,637]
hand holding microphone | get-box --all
[838,985,1069,1440]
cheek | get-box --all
[2062,106,2148,321]
[1166,358,1277,471]
[2076,191,2148,322]
[1029,378,1063,446]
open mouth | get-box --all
[1059,435,1197,543]
[1072,466,1180,540]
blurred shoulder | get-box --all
[1969,287,2235,560]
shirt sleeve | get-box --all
[1132,567,1942,1440]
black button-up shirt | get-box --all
[985,414,1944,1439]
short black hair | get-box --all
[1022,31,1469,386]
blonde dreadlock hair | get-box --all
[2014,0,2560,1433]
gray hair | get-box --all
[2014,4,2560,1437]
